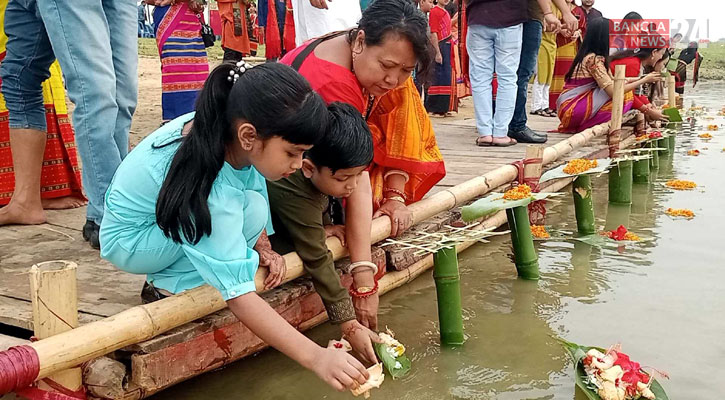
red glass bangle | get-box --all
[348,280,379,299]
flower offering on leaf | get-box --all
[686,149,700,156]
[707,124,718,131]
[530,225,550,239]
[502,184,532,200]
[648,131,663,139]
[603,225,640,241]
[699,133,713,139]
[666,208,695,219]
[665,179,697,190]
[563,159,598,175]
[581,347,660,400]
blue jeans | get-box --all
[509,20,543,133]
[466,23,523,138]
[0,0,138,224]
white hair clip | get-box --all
[228,61,254,83]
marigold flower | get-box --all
[665,179,697,190]
[699,133,713,139]
[666,208,695,218]
[686,149,700,156]
[707,124,719,131]
[563,158,598,175]
[530,225,550,239]
[502,184,532,200]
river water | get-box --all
[154,82,725,400]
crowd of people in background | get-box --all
[0,0,707,392]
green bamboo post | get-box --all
[657,138,669,155]
[632,158,650,184]
[572,175,595,235]
[506,206,539,280]
[667,135,676,152]
[608,160,633,204]
[649,142,659,170]
[433,247,465,346]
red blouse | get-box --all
[610,56,650,110]
[280,43,365,112]
[428,6,451,39]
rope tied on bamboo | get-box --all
[511,157,547,224]
[607,128,622,158]
[0,345,40,394]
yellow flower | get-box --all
[665,179,697,190]
[686,149,700,156]
[666,208,695,218]
[623,232,641,241]
[530,225,550,239]
[563,159,598,175]
[502,184,532,200]
[699,133,713,139]
[707,124,719,131]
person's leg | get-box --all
[532,80,544,111]
[509,20,542,133]
[0,0,56,226]
[103,0,137,160]
[491,24,523,139]
[466,24,495,142]
[36,0,126,228]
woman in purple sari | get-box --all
[557,18,658,133]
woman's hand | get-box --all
[324,224,347,247]
[258,249,286,290]
[352,289,379,330]
[646,108,670,122]
[309,0,329,9]
[311,346,369,391]
[435,52,443,64]
[373,200,413,237]
[341,320,382,364]
[643,72,663,84]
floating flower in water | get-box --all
[581,347,658,400]
[530,225,550,239]
[666,208,695,219]
[699,133,713,139]
[707,124,719,131]
[648,131,663,139]
[502,184,532,200]
[686,149,700,156]
[603,225,640,241]
[665,179,697,190]
[563,158,598,175]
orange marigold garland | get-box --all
[665,179,697,190]
[502,184,532,200]
[530,225,550,239]
[562,159,598,175]
[666,208,695,219]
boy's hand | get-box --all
[324,224,346,247]
[341,320,382,364]
[258,249,287,290]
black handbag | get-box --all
[197,14,215,48]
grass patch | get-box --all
[698,40,725,80]
[138,38,265,61]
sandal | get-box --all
[491,137,517,147]
[531,109,545,116]
[544,108,558,117]
[475,136,493,146]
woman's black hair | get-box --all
[622,11,642,21]
[678,41,700,64]
[566,18,611,81]
[305,102,374,173]
[348,0,435,77]
[156,63,328,244]
[610,42,666,63]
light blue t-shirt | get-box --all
[101,113,274,300]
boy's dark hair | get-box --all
[306,102,374,173]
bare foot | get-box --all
[42,196,88,210]
[0,202,47,226]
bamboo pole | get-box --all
[608,65,626,158]
[432,247,465,346]
[0,119,632,390]
[649,142,659,170]
[667,74,676,108]
[608,160,633,204]
[657,138,670,155]
[523,145,545,225]
[667,135,676,152]
[506,206,539,280]
[632,158,650,184]
[572,175,596,235]
[29,261,82,393]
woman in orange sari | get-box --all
[0,0,85,225]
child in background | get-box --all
[267,103,382,364]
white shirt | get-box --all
[292,0,362,46]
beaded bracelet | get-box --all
[348,280,379,299]
[343,260,379,276]
[383,187,406,201]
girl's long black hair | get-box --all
[156,62,328,244]
[566,18,612,81]
[349,0,434,77]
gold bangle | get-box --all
[385,195,406,204]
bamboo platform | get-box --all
[0,101,637,399]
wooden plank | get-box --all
[0,334,29,351]
[0,295,104,330]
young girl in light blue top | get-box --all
[100,62,369,391]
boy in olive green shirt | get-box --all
[267,103,380,362]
